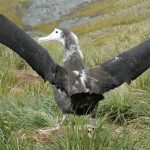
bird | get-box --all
[1,14,150,130]
[38,28,100,126]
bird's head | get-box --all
[38,28,65,45]
[38,28,83,60]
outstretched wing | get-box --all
[1,14,150,96]
[0,14,68,91]
[69,38,150,95]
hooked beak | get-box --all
[38,34,53,43]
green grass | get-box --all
[0,0,29,28]
[0,0,150,149]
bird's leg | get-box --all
[89,103,98,126]
[91,103,98,118]
[55,114,67,129]
[81,105,98,136]
[60,114,67,126]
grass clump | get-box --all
[48,122,135,150]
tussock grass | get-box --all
[48,122,134,150]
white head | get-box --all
[38,28,65,45]
[38,28,84,60]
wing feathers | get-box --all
[0,14,67,91]
[83,38,150,94]
[1,14,150,96]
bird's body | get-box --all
[39,28,101,117]
[52,29,86,116]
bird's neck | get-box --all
[63,33,83,62]
[63,43,83,62]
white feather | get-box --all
[71,32,84,59]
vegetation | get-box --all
[0,0,150,149]
[0,0,29,27]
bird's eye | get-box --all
[56,31,58,33]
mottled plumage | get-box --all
[39,28,101,118]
